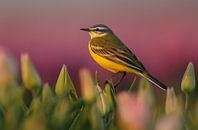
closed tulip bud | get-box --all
[102,81,116,111]
[96,84,108,115]
[55,65,78,101]
[181,62,196,93]
[21,54,41,93]
[80,69,96,103]
[165,87,178,114]
[0,47,17,88]
[138,78,154,107]
[155,113,182,130]
[117,92,149,130]
[42,83,54,103]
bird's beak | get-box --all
[80,28,90,32]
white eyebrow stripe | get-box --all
[97,27,108,30]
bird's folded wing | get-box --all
[90,44,146,72]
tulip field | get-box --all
[0,49,197,130]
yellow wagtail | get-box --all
[81,24,167,90]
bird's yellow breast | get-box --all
[88,44,138,74]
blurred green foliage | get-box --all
[0,50,197,130]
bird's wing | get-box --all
[90,38,146,73]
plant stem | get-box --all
[128,77,137,92]
[185,93,189,111]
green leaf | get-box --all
[51,99,83,130]
[70,104,104,130]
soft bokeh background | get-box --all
[0,0,197,89]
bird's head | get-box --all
[80,24,114,38]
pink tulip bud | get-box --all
[79,69,96,102]
[0,47,17,88]
[117,92,150,130]
[165,87,178,114]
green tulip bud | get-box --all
[102,81,116,112]
[96,84,108,115]
[55,65,78,101]
[138,78,154,107]
[42,83,54,103]
[181,62,196,93]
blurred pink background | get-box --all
[0,0,197,88]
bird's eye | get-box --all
[95,28,99,31]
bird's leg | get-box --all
[112,72,126,88]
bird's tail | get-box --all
[141,72,167,91]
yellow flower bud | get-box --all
[181,62,196,93]
[21,54,41,92]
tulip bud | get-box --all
[102,81,116,112]
[80,69,96,103]
[165,87,178,114]
[155,113,182,130]
[55,65,78,101]
[96,84,108,115]
[117,92,149,130]
[42,83,54,103]
[0,47,17,88]
[21,54,41,93]
[181,62,196,93]
[138,78,154,107]
[96,81,115,115]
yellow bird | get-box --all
[81,24,167,90]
